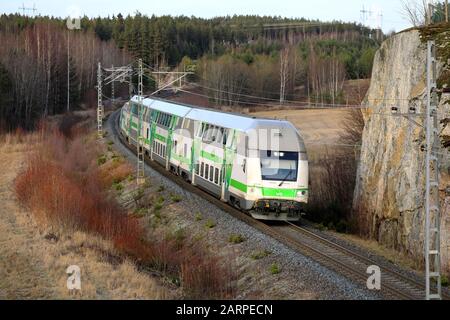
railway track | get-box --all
[108,110,449,300]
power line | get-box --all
[178,85,438,113]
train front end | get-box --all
[245,121,309,222]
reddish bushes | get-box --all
[14,126,235,299]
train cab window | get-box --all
[214,168,219,184]
[260,151,298,182]
[202,124,210,140]
[200,163,204,177]
[205,164,209,180]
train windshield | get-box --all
[260,151,298,182]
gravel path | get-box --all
[105,111,382,300]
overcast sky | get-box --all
[2,0,412,32]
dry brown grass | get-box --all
[0,136,168,299]
[11,121,236,299]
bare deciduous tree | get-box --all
[402,0,429,26]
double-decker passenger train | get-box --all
[119,96,309,221]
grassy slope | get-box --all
[0,136,169,300]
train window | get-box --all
[173,140,177,152]
[210,166,214,182]
[163,146,166,157]
[200,163,204,177]
[212,127,219,142]
[146,128,150,139]
[214,168,219,184]
[205,164,209,180]
[131,103,138,115]
[184,144,188,158]
[226,131,234,148]
[203,124,210,139]
[195,163,200,175]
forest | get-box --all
[0,13,381,130]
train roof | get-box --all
[131,96,192,118]
[130,96,298,134]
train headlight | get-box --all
[297,190,307,197]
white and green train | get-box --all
[120,96,309,221]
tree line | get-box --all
[0,14,130,130]
[0,13,380,129]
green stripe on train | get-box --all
[200,150,223,163]
[172,153,190,165]
[229,180,308,198]
[261,188,307,198]
[154,133,167,143]
[230,179,247,193]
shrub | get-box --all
[157,185,165,192]
[153,203,163,212]
[251,250,271,260]
[228,234,245,244]
[336,219,349,233]
[97,155,107,166]
[195,212,203,221]
[171,194,182,203]
[442,275,449,287]
[205,219,216,229]
[270,263,281,275]
[114,182,124,192]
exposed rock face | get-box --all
[353,30,450,270]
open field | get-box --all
[250,108,353,162]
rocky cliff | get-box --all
[353,29,450,270]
